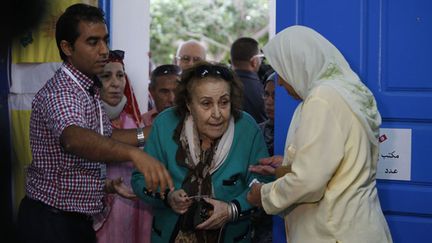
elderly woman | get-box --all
[247,26,393,243]
[95,50,153,243]
[132,62,271,242]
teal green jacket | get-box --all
[131,108,271,242]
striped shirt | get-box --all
[26,62,112,215]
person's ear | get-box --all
[60,40,73,58]
[250,57,259,70]
[186,103,191,112]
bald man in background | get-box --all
[174,39,206,70]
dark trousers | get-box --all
[17,196,96,243]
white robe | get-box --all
[261,25,392,243]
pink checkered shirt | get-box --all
[26,62,112,214]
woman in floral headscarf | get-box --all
[247,26,393,243]
[95,50,153,243]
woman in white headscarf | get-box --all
[247,25,393,243]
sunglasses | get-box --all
[109,49,125,60]
[250,53,265,62]
[152,64,181,76]
[192,63,234,81]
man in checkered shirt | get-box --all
[16,4,173,243]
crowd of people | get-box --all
[16,3,392,243]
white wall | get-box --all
[269,0,276,38]
[111,0,150,113]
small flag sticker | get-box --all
[379,134,388,143]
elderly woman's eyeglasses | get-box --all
[176,55,203,63]
[263,91,275,100]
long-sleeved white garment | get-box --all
[261,86,392,243]
[261,25,393,243]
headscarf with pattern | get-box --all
[262,25,381,147]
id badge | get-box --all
[100,163,107,179]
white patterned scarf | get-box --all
[262,25,382,160]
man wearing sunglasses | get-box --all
[230,37,267,124]
[174,39,206,70]
[142,64,181,126]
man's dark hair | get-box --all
[230,37,260,65]
[55,3,106,61]
[258,63,274,84]
[149,64,181,88]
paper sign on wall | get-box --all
[376,128,411,181]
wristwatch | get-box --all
[136,127,145,147]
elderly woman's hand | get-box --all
[167,189,192,214]
[195,198,230,230]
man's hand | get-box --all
[105,178,136,199]
[195,198,229,230]
[249,155,283,176]
[60,125,174,195]
[167,189,192,214]
[131,150,174,195]
[247,183,263,208]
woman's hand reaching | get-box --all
[105,177,137,199]
[249,155,284,176]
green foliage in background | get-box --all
[150,0,269,66]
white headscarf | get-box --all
[101,95,127,120]
[263,25,381,146]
